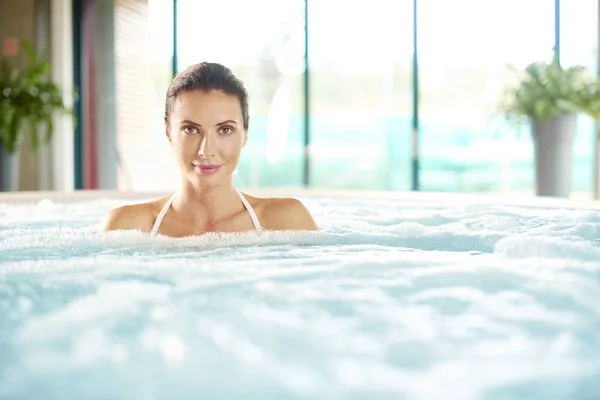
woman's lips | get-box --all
[193,164,222,174]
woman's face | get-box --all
[166,90,247,188]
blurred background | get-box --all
[0,0,599,199]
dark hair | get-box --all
[164,62,249,130]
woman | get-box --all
[103,62,317,237]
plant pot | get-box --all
[0,141,19,192]
[531,114,577,198]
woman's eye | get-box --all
[183,126,197,134]
[220,126,234,135]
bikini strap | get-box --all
[152,191,261,235]
[150,193,176,235]
[236,189,263,231]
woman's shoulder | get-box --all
[101,195,170,232]
[244,193,318,231]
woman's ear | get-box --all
[164,117,172,144]
[243,116,250,147]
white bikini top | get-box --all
[150,189,262,235]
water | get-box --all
[1,194,600,400]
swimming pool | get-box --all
[1,189,599,399]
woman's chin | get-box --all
[187,170,229,187]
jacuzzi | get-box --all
[1,189,599,399]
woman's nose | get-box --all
[198,134,215,157]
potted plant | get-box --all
[0,40,71,191]
[501,51,600,198]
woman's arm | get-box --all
[260,198,318,231]
[101,204,152,232]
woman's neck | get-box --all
[173,179,241,221]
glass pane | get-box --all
[175,0,306,189]
[561,0,598,199]
[418,0,555,193]
[117,0,175,191]
[308,0,413,190]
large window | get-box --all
[116,0,175,191]
[561,0,598,197]
[308,0,413,190]
[176,0,306,189]
[418,0,555,194]
[119,0,597,196]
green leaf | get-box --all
[501,48,600,130]
[0,39,74,154]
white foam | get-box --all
[0,195,599,399]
